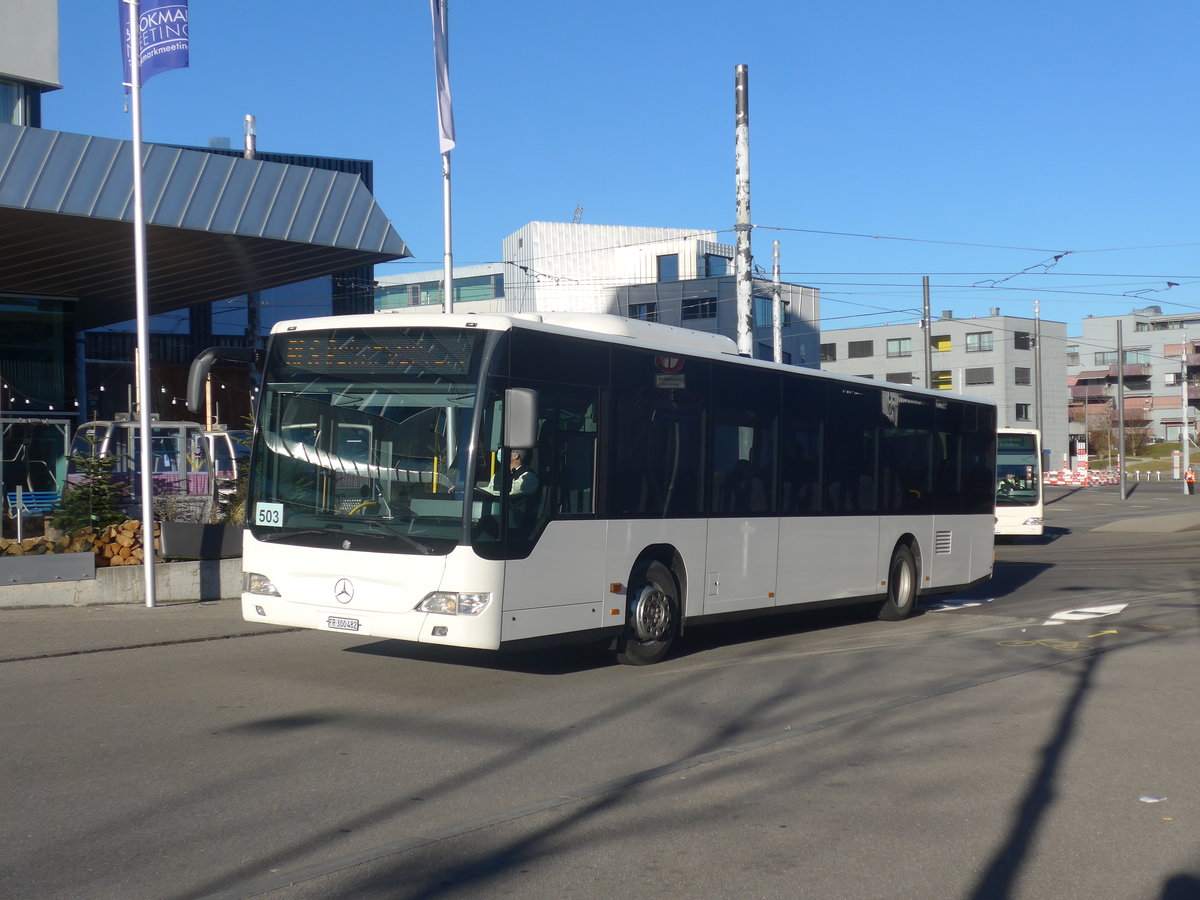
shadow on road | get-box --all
[996,524,1070,546]
[344,638,614,675]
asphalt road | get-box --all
[2,486,1198,899]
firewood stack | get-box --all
[0,520,162,566]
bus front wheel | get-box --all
[878,544,918,621]
[616,561,679,666]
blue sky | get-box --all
[47,0,1200,336]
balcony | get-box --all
[1109,364,1150,378]
[1071,384,1110,400]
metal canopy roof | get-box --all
[0,124,411,329]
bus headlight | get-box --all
[416,591,491,616]
[244,572,280,596]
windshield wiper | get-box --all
[358,519,434,555]
[256,528,330,543]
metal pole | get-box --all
[734,64,753,356]
[243,114,256,159]
[435,0,454,314]
[1034,300,1044,463]
[1182,336,1190,493]
[1117,320,1126,499]
[772,240,782,364]
[442,153,453,314]
[922,276,932,388]
[126,0,157,608]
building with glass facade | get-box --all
[0,11,409,514]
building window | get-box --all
[931,334,951,352]
[1166,372,1180,386]
[657,254,679,282]
[703,254,729,277]
[681,295,716,320]
[1094,349,1148,367]
[820,343,837,362]
[1015,403,1031,421]
[965,367,994,385]
[1066,344,1080,365]
[885,372,913,384]
[1014,331,1033,350]
[966,332,993,352]
[1015,367,1032,385]
[753,295,790,327]
[886,337,912,358]
[848,340,873,359]
[932,370,952,390]
[856,374,875,379]
[630,302,658,322]
[1,79,36,127]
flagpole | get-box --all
[431,0,455,314]
[125,0,158,607]
[442,150,453,315]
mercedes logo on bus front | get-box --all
[333,578,354,604]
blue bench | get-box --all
[5,490,61,518]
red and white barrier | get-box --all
[1043,468,1121,487]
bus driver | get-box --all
[480,448,539,497]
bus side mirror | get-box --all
[504,388,538,450]
[187,347,257,413]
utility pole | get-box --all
[1182,336,1190,493]
[772,241,782,363]
[1117,320,1126,500]
[1034,300,1044,460]
[922,276,932,388]
[734,64,753,357]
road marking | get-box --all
[1042,603,1128,626]
[926,598,992,611]
[1088,629,1119,638]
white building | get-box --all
[377,221,820,366]
[820,310,1068,468]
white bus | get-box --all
[190,312,997,664]
[995,427,1044,537]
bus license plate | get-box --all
[326,616,361,632]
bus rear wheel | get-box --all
[615,561,679,666]
[878,544,918,621]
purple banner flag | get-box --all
[429,0,455,154]
[120,0,189,91]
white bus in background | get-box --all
[995,427,1044,537]
[189,312,997,665]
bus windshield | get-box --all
[996,431,1040,507]
[250,327,489,554]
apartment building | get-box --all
[1068,305,1200,448]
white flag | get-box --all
[430,0,455,154]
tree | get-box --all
[50,453,131,533]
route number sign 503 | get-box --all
[255,502,284,527]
